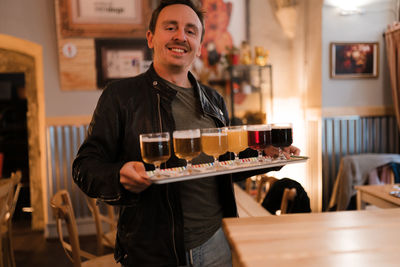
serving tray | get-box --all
[148,155,308,184]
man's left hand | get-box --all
[264,145,300,159]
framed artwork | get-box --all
[330,42,379,79]
[58,0,150,38]
[95,39,152,88]
[197,0,249,79]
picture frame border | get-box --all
[95,38,152,88]
[330,42,379,79]
[58,0,151,38]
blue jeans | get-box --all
[181,227,232,267]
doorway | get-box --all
[0,73,31,222]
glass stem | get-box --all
[186,160,192,173]
[214,157,219,168]
[257,150,264,162]
[279,147,285,160]
[154,164,161,177]
[234,153,240,165]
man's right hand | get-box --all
[120,161,152,193]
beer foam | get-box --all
[272,125,292,129]
[173,131,200,138]
[227,128,243,132]
[141,136,170,142]
[247,125,270,131]
[201,132,228,136]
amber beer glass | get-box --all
[173,129,201,173]
[139,132,171,176]
[247,124,271,162]
[201,127,228,168]
[227,125,248,163]
[271,123,293,160]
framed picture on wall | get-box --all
[58,0,151,38]
[330,42,379,79]
[197,0,249,81]
[95,39,152,88]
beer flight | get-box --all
[140,124,293,176]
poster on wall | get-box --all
[95,39,152,88]
[58,0,150,38]
[193,0,248,81]
[330,42,379,79]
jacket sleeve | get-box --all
[72,85,138,206]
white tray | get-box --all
[148,156,308,184]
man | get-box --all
[73,1,299,266]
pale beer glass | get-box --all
[271,123,293,160]
[140,132,171,176]
[247,124,272,162]
[201,127,228,168]
[173,129,201,173]
[227,125,248,164]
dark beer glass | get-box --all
[140,132,171,176]
[173,129,201,173]
[247,124,271,162]
[271,123,293,160]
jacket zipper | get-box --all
[157,92,178,264]
[166,185,179,264]
[157,93,162,132]
[203,110,225,127]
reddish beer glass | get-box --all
[247,124,271,162]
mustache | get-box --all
[167,41,190,50]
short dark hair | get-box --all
[148,0,205,41]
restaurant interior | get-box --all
[1,0,400,266]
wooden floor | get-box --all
[12,218,113,267]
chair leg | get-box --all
[0,234,5,267]
[6,221,16,267]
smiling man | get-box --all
[72,1,299,266]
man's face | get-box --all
[147,4,202,72]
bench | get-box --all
[233,183,270,217]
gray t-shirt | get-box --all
[166,79,223,249]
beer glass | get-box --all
[139,132,171,176]
[247,124,271,162]
[173,129,201,173]
[227,125,248,164]
[271,123,293,160]
[201,127,228,168]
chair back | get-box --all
[0,170,22,267]
[86,197,117,255]
[50,190,96,267]
[0,180,11,267]
[7,171,22,222]
[0,181,12,224]
[261,178,311,215]
[280,188,297,214]
[256,175,279,203]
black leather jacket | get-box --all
[72,65,239,266]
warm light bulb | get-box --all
[327,0,364,15]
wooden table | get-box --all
[355,184,400,210]
[222,208,400,267]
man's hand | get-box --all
[120,161,152,193]
[264,145,301,159]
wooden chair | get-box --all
[255,175,298,215]
[0,180,13,267]
[255,175,279,204]
[50,190,119,267]
[0,171,22,267]
[86,197,117,255]
[280,188,297,214]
